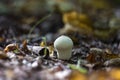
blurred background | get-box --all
[0,0,120,43]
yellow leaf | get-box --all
[62,11,93,35]
[47,45,54,54]
[69,70,87,80]
[91,0,110,9]
[109,69,120,80]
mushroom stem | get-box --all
[57,49,72,60]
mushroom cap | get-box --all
[54,35,73,50]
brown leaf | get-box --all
[89,70,108,80]
[4,43,18,53]
[104,53,120,60]
[104,58,120,67]
[0,51,9,60]
[86,53,96,63]
[86,48,105,63]
[87,48,120,63]
[21,40,30,53]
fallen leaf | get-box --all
[87,48,120,63]
[4,43,18,53]
[104,58,120,67]
[21,40,30,53]
[61,11,93,35]
[69,70,87,80]
[40,41,46,47]
[0,51,9,60]
[47,45,54,54]
[104,53,120,60]
[109,68,120,80]
[86,48,105,63]
[89,70,108,80]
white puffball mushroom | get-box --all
[54,35,73,60]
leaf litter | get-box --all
[0,1,120,79]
